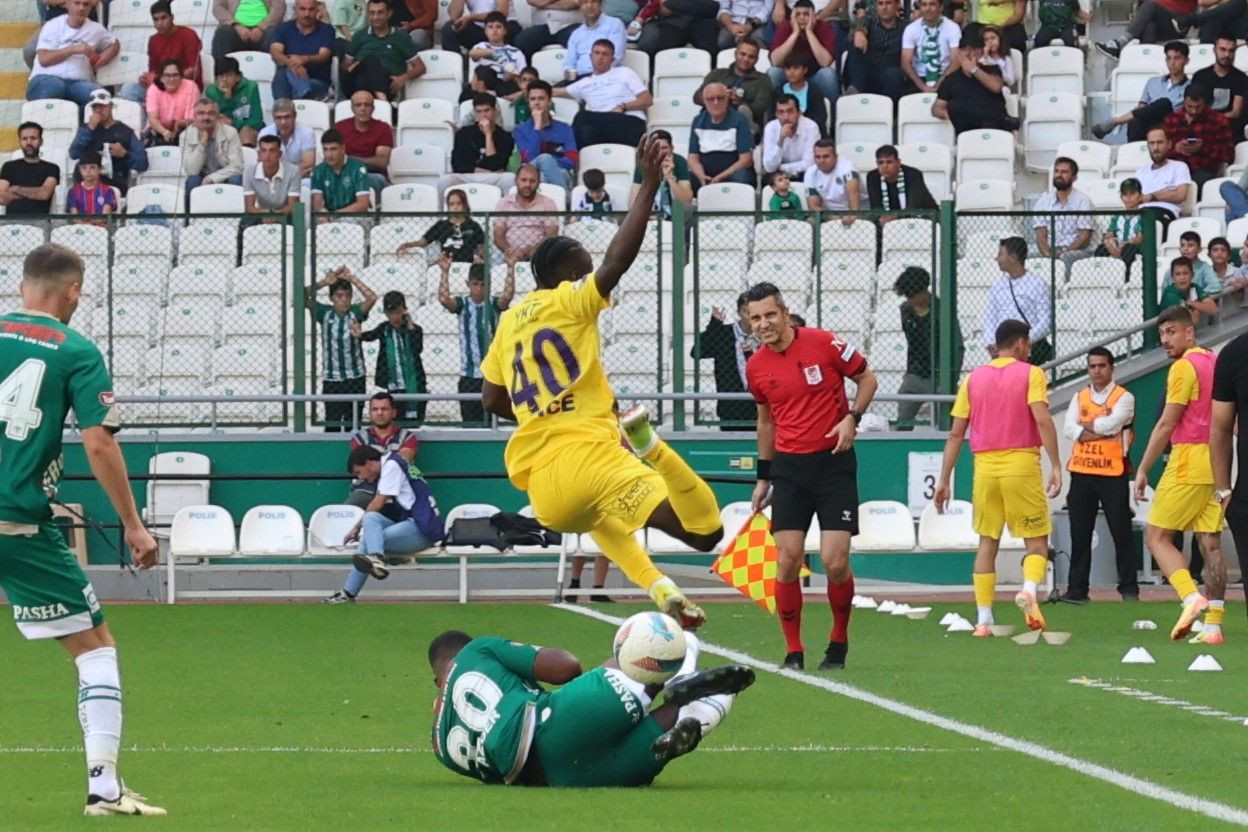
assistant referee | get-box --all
[745,282,878,672]
[1211,330,1248,623]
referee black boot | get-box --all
[818,641,848,670]
[781,651,804,670]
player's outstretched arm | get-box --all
[595,135,665,298]
[80,426,158,569]
[533,648,582,684]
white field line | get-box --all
[1069,677,1248,723]
[554,603,1248,827]
[0,744,977,755]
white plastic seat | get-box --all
[50,223,108,263]
[1195,176,1234,221]
[578,143,635,176]
[851,501,916,551]
[22,98,78,131]
[747,259,811,297]
[443,503,502,555]
[832,141,873,173]
[955,129,1015,184]
[1165,216,1223,244]
[622,48,650,84]
[396,98,456,152]
[169,504,236,557]
[159,297,223,343]
[315,221,367,272]
[1056,140,1112,178]
[124,183,181,215]
[1110,141,1151,178]
[239,223,287,267]
[955,256,1001,288]
[306,504,364,554]
[380,182,439,214]
[881,217,936,262]
[0,223,46,259]
[688,255,744,292]
[366,226,423,269]
[647,95,700,133]
[695,182,755,212]
[229,262,285,302]
[237,505,305,556]
[189,183,245,214]
[955,178,1014,211]
[530,49,568,83]
[93,50,145,88]
[897,93,953,146]
[1022,93,1083,172]
[142,452,211,535]
[213,337,280,386]
[917,501,977,550]
[1228,217,1248,246]
[896,141,953,201]
[228,50,277,82]
[653,48,711,99]
[820,259,877,294]
[820,219,878,260]
[388,144,448,188]
[292,99,331,131]
[694,216,751,254]
[145,340,209,384]
[1080,177,1125,210]
[140,144,185,187]
[221,298,281,339]
[1025,46,1083,95]
[449,183,501,213]
[836,93,894,146]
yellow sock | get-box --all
[1022,554,1047,586]
[590,515,663,591]
[643,441,721,535]
[1168,568,1199,602]
[1206,602,1225,626]
[973,572,997,609]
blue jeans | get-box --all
[359,512,435,557]
[26,75,101,106]
[118,81,147,104]
[1222,181,1248,222]
[272,67,330,101]
[532,153,572,188]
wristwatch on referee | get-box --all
[1215,489,1233,502]
[849,409,863,426]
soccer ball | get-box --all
[612,611,688,685]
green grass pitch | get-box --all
[1,598,1245,831]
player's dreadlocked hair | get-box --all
[530,236,582,289]
[428,630,473,667]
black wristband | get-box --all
[756,458,772,480]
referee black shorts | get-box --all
[770,449,859,536]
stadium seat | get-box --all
[388,145,448,188]
[1079,177,1125,210]
[124,183,181,215]
[406,49,464,100]
[367,224,424,268]
[292,99,331,131]
[622,48,650,84]
[444,502,503,554]
[872,293,903,333]
[551,97,580,125]
[647,95,701,134]
[695,216,751,255]
[178,220,238,269]
[110,0,154,25]
[1165,216,1223,245]
[851,501,916,551]
[954,256,1001,287]
[1110,44,1165,115]
[142,452,211,537]
[144,340,210,386]
[1067,256,1130,293]
[1022,93,1083,172]
[578,143,636,188]
[380,182,439,215]
[955,179,1014,211]
[955,129,1015,184]
[897,93,954,147]
[213,338,281,387]
[22,99,79,149]
[1197,177,1234,221]
[917,501,977,550]
[315,220,368,274]
[140,144,185,188]
[229,263,286,303]
[1024,46,1083,95]
[94,50,145,88]
[449,183,502,213]
[896,141,953,201]
[1188,42,1215,73]
[334,98,394,125]
[653,48,711,100]
[1110,141,1150,178]
[881,217,937,263]
[569,183,629,213]
[1227,217,1248,246]
[1056,141,1112,179]
[50,223,108,270]
[835,93,894,147]
[820,219,877,260]
[189,183,245,215]
[832,141,873,174]
[238,505,305,556]
[239,224,289,269]
[160,296,224,343]
[530,48,568,84]
[228,50,277,82]
[306,504,363,555]
[397,98,456,152]
[696,182,755,211]
[169,504,236,557]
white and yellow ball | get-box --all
[612,611,687,685]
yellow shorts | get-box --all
[526,440,668,534]
[972,473,1052,540]
[1149,478,1223,533]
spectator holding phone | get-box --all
[1161,83,1233,189]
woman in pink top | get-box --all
[145,60,198,146]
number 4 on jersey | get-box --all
[0,358,46,441]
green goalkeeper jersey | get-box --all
[0,310,118,525]
[432,637,544,784]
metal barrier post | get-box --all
[1141,211,1159,349]
[937,199,957,430]
[292,209,308,431]
[670,202,687,431]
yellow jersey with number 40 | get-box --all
[481,275,620,490]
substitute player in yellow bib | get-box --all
[1133,306,1227,643]
[480,136,724,627]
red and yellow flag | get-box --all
[710,512,809,614]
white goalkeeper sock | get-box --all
[677,693,735,738]
[76,647,122,801]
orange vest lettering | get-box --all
[1068,386,1129,477]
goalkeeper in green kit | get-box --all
[428,630,756,787]
[0,244,165,817]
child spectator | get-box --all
[1208,236,1248,294]
[768,170,803,213]
[510,67,539,123]
[573,168,613,218]
[353,290,427,423]
[468,11,527,97]
[980,25,1016,89]
[67,151,117,225]
[1094,177,1144,268]
[781,58,827,134]
[1160,256,1218,324]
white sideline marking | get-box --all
[0,744,973,755]
[1069,677,1248,723]
[555,604,1248,826]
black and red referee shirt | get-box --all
[746,326,868,454]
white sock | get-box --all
[677,694,735,737]
[76,647,122,801]
[603,667,653,710]
[1182,592,1202,605]
[976,606,994,626]
[1022,580,1038,596]
[1205,600,1225,634]
[665,632,701,685]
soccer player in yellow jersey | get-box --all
[480,137,724,628]
[1133,306,1227,643]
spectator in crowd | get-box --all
[694,39,772,133]
[630,128,693,217]
[1173,0,1246,46]
[143,59,197,146]
[441,0,521,54]
[509,66,540,122]
[1192,36,1247,141]
[1092,40,1189,141]
[305,268,378,430]
[565,553,613,602]
[900,0,960,95]
[1161,84,1233,189]
[323,444,443,603]
[355,300,428,423]
[0,122,60,216]
[67,149,116,224]
[468,11,527,95]
[118,1,202,104]
[1032,0,1086,49]
[1207,236,1247,293]
[768,0,838,114]
[271,0,336,101]
[843,0,904,100]
[893,265,963,430]
[716,0,771,50]
[437,255,515,423]
[691,291,759,430]
[206,56,263,147]
[70,89,148,194]
[1160,255,1218,323]
[979,24,1016,89]
[397,188,487,261]
[344,391,421,509]
[564,0,626,79]
[389,0,438,49]
[513,79,579,187]
[1133,125,1192,226]
[332,0,367,44]
[515,0,583,57]
[181,97,245,202]
[442,92,517,192]
[865,143,936,220]
[243,133,301,220]
[492,164,560,261]
[768,170,802,212]
[1162,230,1221,296]
[1095,0,1188,58]
[573,167,614,217]
[776,58,827,134]
[211,0,285,62]
[27,0,117,105]
[1033,156,1095,275]
[762,92,819,185]
[23,0,101,68]
[982,237,1052,362]
[970,0,1024,53]
[334,90,393,193]
[312,127,373,222]
[1095,177,1145,266]
[630,0,719,56]
[258,98,317,177]
[1220,167,1248,222]
[688,81,755,188]
[342,0,427,100]
[805,138,859,217]
[932,29,1016,135]
[556,39,651,147]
